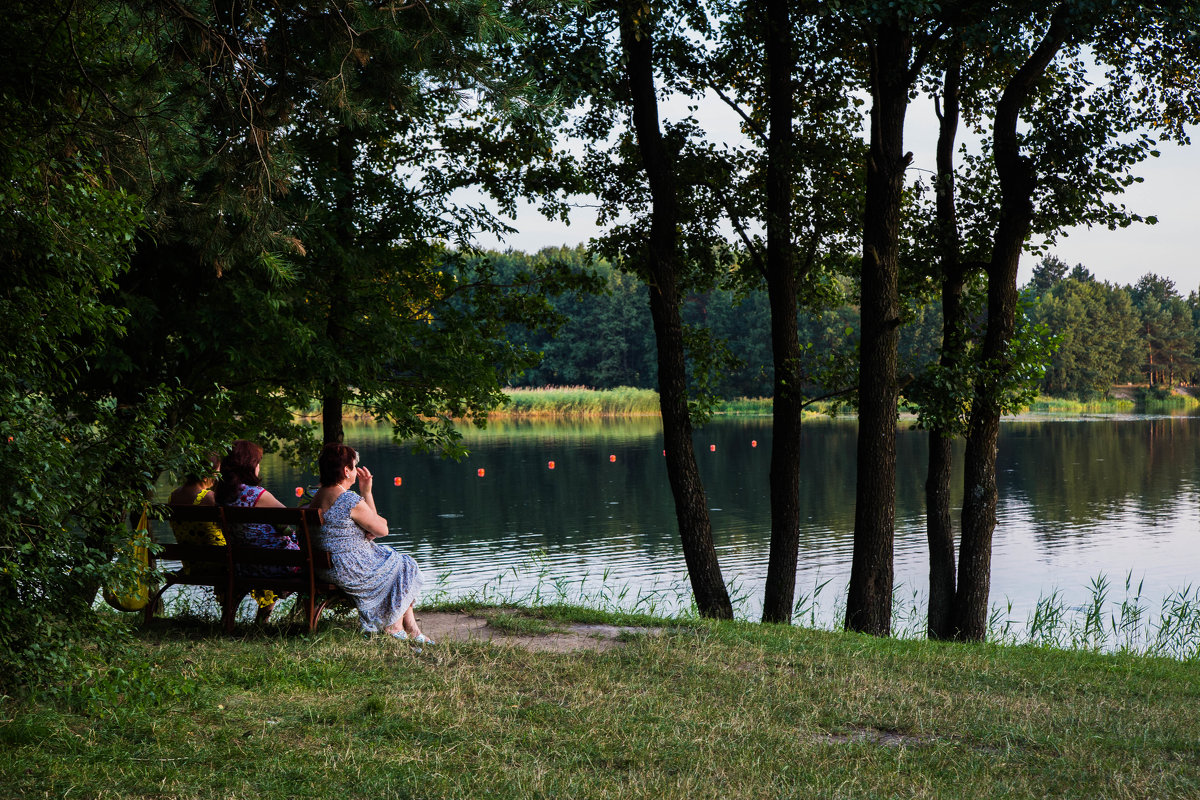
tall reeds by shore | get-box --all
[498,388,787,417]
[293,387,1197,421]
[497,387,1196,418]
[500,386,662,416]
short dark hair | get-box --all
[318,443,358,487]
[184,452,221,485]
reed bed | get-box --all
[1136,388,1200,412]
[1023,395,1137,414]
[712,396,773,415]
[497,389,846,419]
[500,386,663,416]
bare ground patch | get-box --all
[414,611,662,653]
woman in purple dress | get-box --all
[215,439,298,623]
[309,443,430,646]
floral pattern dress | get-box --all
[226,483,298,608]
[316,490,423,633]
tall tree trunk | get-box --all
[846,20,910,636]
[926,48,963,640]
[955,9,1070,640]
[322,392,345,445]
[322,126,355,446]
[761,0,803,625]
[619,1,732,619]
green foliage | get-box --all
[0,0,590,698]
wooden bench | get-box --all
[144,505,349,633]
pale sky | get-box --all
[473,95,1200,296]
[1046,137,1200,293]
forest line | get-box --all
[492,248,1200,404]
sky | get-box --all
[1046,136,1200,293]
[472,95,1200,296]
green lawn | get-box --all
[4,607,1198,799]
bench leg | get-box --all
[222,591,247,633]
[143,583,171,627]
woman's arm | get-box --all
[254,489,287,509]
[252,488,293,538]
[355,466,378,514]
[349,499,389,540]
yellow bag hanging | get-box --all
[103,506,152,613]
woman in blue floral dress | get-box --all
[309,443,430,645]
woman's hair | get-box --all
[184,452,221,485]
[216,439,264,504]
[318,443,358,487]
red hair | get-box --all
[318,443,358,486]
[216,439,264,504]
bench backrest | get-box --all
[151,505,342,631]
[157,505,331,572]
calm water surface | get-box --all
[259,415,1200,628]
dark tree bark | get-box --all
[321,126,356,446]
[618,1,733,619]
[760,0,803,625]
[321,393,345,445]
[954,8,1071,641]
[846,19,911,636]
[926,48,964,640]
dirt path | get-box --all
[413,611,662,653]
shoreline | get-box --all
[294,385,1199,424]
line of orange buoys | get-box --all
[334,440,763,494]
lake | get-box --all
[255,414,1200,638]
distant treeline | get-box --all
[485,248,1198,401]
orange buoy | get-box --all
[393,476,402,486]
[751,440,758,447]
[609,454,616,462]
[548,461,556,470]
[294,487,303,498]
[477,468,485,477]
[709,444,716,452]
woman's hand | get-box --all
[356,465,373,496]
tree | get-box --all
[844,5,924,636]
[949,1,1200,640]
[691,0,863,623]
[1130,275,1196,386]
[0,0,220,693]
[916,35,974,639]
[252,4,585,449]
[0,0,592,694]
[1031,274,1140,398]
[615,0,734,618]
[1028,255,1070,294]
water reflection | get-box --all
[259,415,1200,628]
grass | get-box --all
[501,386,664,416]
[1135,386,1200,412]
[1023,388,1200,415]
[495,388,854,419]
[5,604,1200,799]
[1023,395,1137,414]
[295,388,1193,426]
[424,551,1200,661]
